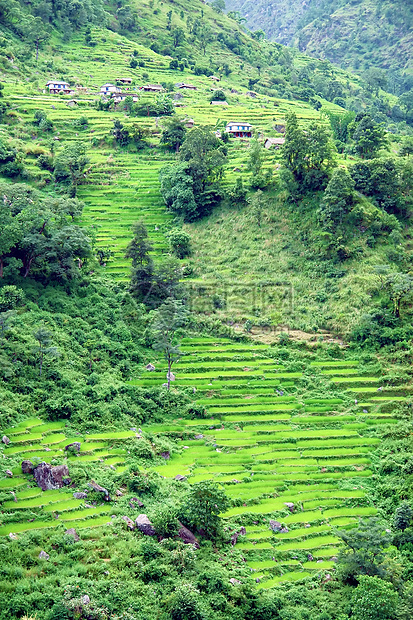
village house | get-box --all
[46,80,74,95]
[209,75,220,82]
[117,77,132,85]
[112,93,139,103]
[264,137,285,149]
[225,121,253,138]
[184,118,194,128]
[139,84,163,92]
[175,83,197,90]
[210,100,228,106]
[100,83,121,95]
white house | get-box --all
[100,83,121,95]
[111,93,139,103]
[225,122,253,138]
[264,137,285,149]
[46,81,73,95]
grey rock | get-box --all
[130,427,137,432]
[73,492,88,499]
[82,595,90,605]
[65,528,80,541]
[22,460,34,474]
[178,522,199,548]
[162,383,168,388]
[34,463,69,491]
[239,526,246,536]
[161,451,170,460]
[270,520,283,532]
[38,550,50,560]
[5,469,13,478]
[10,491,17,502]
[284,502,295,512]
[122,516,135,530]
[229,578,241,585]
[317,559,323,563]
[88,480,110,500]
[280,527,289,533]
[9,533,18,540]
[166,371,176,382]
[65,442,81,452]
[194,434,204,439]
[146,363,155,371]
[2,435,10,445]
[174,474,187,481]
[135,514,156,536]
[115,489,123,496]
[308,554,314,562]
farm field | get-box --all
[0,335,403,586]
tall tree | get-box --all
[33,327,58,378]
[352,114,388,159]
[152,298,188,390]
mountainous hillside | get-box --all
[1,1,413,619]
[224,0,413,78]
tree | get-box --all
[54,142,90,194]
[181,480,229,540]
[33,327,58,378]
[153,298,188,390]
[168,229,191,258]
[399,137,413,158]
[319,167,355,229]
[197,25,213,56]
[352,114,388,159]
[281,112,336,195]
[350,158,405,215]
[336,517,393,584]
[247,137,264,177]
[385,272,413,318]
[125,221,153,268]
[160,117,187,152]
[167,583,206,620]
[159,162,198,222]
[171,26,185,48]
[248,190,266,228]
[394,502,412,531]
[350,575,398,620]
[112,119,130,146]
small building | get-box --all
[209,75,220,82]
[112,93,139,103]
[226,121,253,138]
[210,100,228,106]
[66,100,78,107]
[139,84,163,92]
[117,77,132,85]
[46,80,73,95]
[175,83,197,90]
[100,83,121,95]
[184,118,194,128]
[264,137,285,149]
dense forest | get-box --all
[1,0,413,618]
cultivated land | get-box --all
[2,336,405,584]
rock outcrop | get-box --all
[135,514,156,536]
[178,522,199,548]
[33,463,69,491]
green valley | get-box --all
[1,1,413,619]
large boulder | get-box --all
[122,516,135,530]
[5,469,13,478]
[33,463,69,491]
[178,522,199,548]
[135,514,156,536]
[2,435,10,445]
[38,550,50,560]
[166,371,176,382]
[146,363,155,371]
[22,460,34,474]
[88,480,110,501]
[73,492,87,500]
[270,520,283,532]
[65,442,81,452]
[65,528,80,542]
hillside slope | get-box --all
[224,0,413,77]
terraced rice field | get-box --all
[0,418,131,537]
[136,336,401,586]
[1,336,404,585]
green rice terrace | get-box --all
[1,336,405,586]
